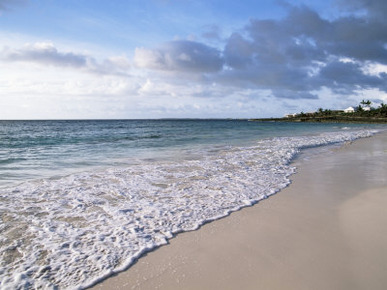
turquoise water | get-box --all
[0,120,384,289]
[0,120,378,188]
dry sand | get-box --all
[92,131,387,290]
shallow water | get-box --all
[0,120,384,289]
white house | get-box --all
[344,107,355,113]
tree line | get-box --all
[300,100,387,118]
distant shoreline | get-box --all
[249,116,387,123]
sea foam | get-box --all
[0,130,377,289]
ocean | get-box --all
[0,120,383,289]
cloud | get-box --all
[131,3,386,100]
[2,42,87,67]
[318,60,387,93]
[282,4,387,64]
[87,55,131,75]
[134,40,224,73]
[217,3,387,99]
[126,1,387,102]
[1,42,131,75]
[336,0,387,21]
[6,2,384,103]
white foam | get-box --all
[0,130,378,289]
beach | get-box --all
[92,130,387,290]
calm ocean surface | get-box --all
[0,120,384,289]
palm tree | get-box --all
[379,103,387,116]
[324,109,332,115]
[360,99,371,106]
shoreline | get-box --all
[91,131,387,290]
[249,117,387,123]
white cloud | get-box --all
[2,42,87,67]
[134,47,165,70]
[1,42,132,76]
[362,62,387,77]
[134,40,224,73]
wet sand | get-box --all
[92,131,387,290]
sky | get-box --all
[1,0,387,119]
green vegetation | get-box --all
[251,100,387,123]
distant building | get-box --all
[344,107,355,113]
[363,106,371,111]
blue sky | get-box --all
[1,0,387,119]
